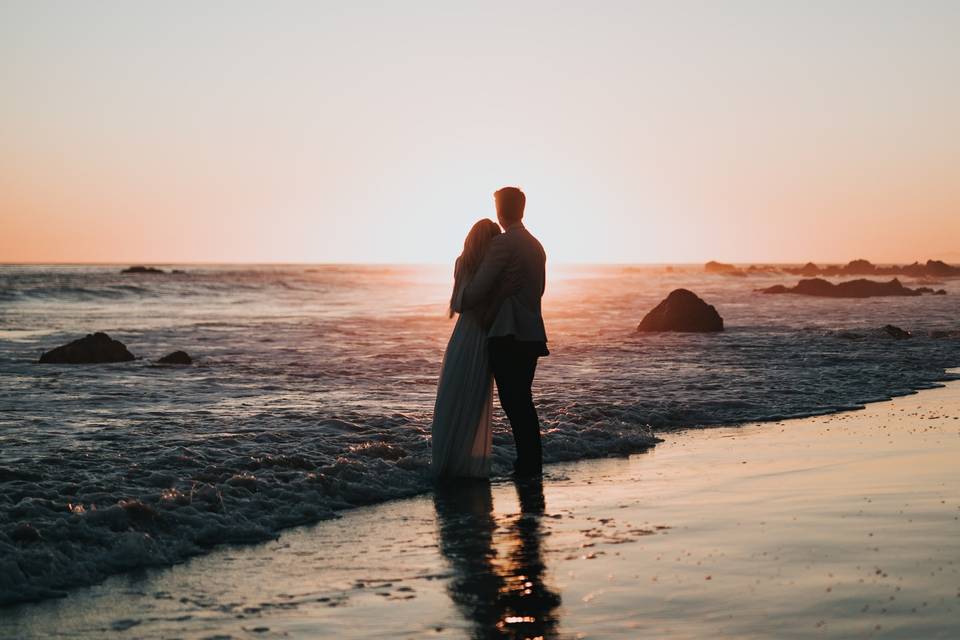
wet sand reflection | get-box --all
[434,478,561,639]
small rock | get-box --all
[39,332,136,364]
[158,350,192,365]
[121,266,165,274]
[882,325,911,339]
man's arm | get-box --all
[460,237,510,310]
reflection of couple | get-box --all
[431,186,548,479]
[434,479,560,639]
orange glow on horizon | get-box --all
[2,3,958,265]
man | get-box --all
[461,186,548,476]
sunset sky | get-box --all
[2,2,958,265]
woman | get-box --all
[430,219,502,478]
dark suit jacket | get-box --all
[461,223,547,344]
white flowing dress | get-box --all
[430,273,494,479]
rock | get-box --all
[121,265,165,274]
[840,259,877,275]
[924,259,960,277]
[882,325,911,339]
[157,350,192,365]
[705,261,746,277]
[784,259,960,279]
[705,260,736,273]
[12,523,41,543]
[39,332,136,364]
[637,289,724,332]
[759,278,931,298]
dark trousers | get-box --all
[489,337,545,475]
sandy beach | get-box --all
[3,375,958,639]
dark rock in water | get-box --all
[705,260,736,272]
[171,269,186,274]
[158,350,192,365]
[12,523,41,544]
[121,265,165,274]
[637,289,724,332]
[924,259,960,277]
[705,261,745,276]
[39,332,136,364]
[883,325,912,339]
[934,289,947,295]
[841,258,877,275]
[784,258,960,279]
[759,278,932,298]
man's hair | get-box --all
[494,186,526,224]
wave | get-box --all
[2,265,959,606]
[4,363,960,606]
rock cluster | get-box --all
[759,278,944,298]
[783,259,960,279]
[39,334,194,365]
[158,350,193,365]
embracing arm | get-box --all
[460,237,510,310]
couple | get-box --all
[430,186,548,479]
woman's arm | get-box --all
[460,237,509,310]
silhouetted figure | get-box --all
[431,220,503,478]
[461,187,548,477]
[433,479,560,639]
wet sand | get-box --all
[3,380,960,639]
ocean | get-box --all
[1,263,958,605]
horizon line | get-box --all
[2,257,958,268]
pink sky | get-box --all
[2,2,958,265]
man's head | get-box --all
[494,186,526,229]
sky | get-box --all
[1,1,958,265]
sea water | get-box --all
[1,264,958,604]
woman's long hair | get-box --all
[450,219,501,317]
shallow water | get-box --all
[3,378,959,639]
[1,263,959,604]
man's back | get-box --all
[490,224,547,343]
[462,222,547,345]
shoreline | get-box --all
[4,375,959,638]
[1,368,958,609]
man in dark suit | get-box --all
[461,186,548,476]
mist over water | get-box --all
[1,264,959,604]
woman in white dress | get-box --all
[430,219,502,479]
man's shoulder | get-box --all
[513,226,545,257]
